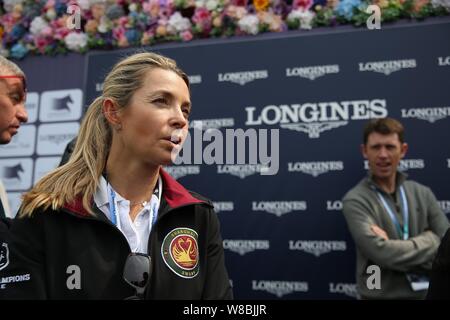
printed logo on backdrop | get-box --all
[438,56,450,66]
[401,106,450,123]
[286,64,340,80]
[39,89,83,122]
[288,161,344,177]
[0,125,36,157]
[25,92,39,123]
[223,240,270,256]
[438,201,450,215]
[37,122,79,156]
[358,59,416,75]
[34,157,61,184]
[189,118,234,131]
[217,164,270,179]
[188,75,202,84]
[364,159,424,172]
[327,200,343,211]
[6,192,23,218]
[252,280,309,298]
[0,159,33,191]
[213,202,234,213]
[252,201,307,217]
[246,99,387,138]
[289,240,347,257]
[329,283,358,299]
[448,159,450,168]
[163,165,200,180]
[95,82,103,92]
[218,70,268,86]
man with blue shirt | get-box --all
[343,118,449,299]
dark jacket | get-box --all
[427,227,450,299]
[0,170,233,300]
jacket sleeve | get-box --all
[427,228,450,299]
[202,208,233,300]
[0,213,47,299]
[343,198,441,272]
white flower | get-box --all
[64,32,88,51]
[30,17,50,36]
[287,9,315,30]
[46,8,57,20]
[205,0,219,11]
[2,0,24,12]
[431,0,450,10]
[168,12,192,33]
[129,3,138,12]
[76,0,91,10]
[195,0,207,7]
[238,14,259,35]
[98,16,111,33]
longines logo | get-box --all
[448,159,450,168]
[327,201,343,211]
[188,75,202,84]
[438,56,450,66]
[252,201,307,217]
[95,82,103,92]
[245,99,387,138]
[358,59,416,75]
[364,159,424,171]
[438,201,450,215]
[223,240,270,256]
[289,240,347,257]
[217,164,269,179]
[288,161,344,177]
[213,202,234,213]
[329,283,358,299]
[218,70,268,85]
[401,107,450,123]
[190,118,235,130]
[164,165,200,180]
[252,280,309,298]
[286,64,339,80]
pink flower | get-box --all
[41,26,53,37]
[231,0,249,6]
[292,0,313,10]
[34,36,49,54]
[192,7,212,31]
[181,30,193,41]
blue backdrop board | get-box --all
[1,17,449,299]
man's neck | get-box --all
[373,174,397,194]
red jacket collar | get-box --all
[64,168,206,217]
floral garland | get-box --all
[1,0,449,59]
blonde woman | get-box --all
[1,52,232,300]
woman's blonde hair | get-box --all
[19,52,189,217]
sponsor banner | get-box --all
[329,283,358,299]
[25,92,39,123]
[438,201,450,215]
[364,159,425,171]
[163,165,200,180]
[252,201,307,217]
[401,106,450,123]
[36,122,79,156]
[358,59,416,75]
[288,161,344,177]
[217,164,269,179]
[286,64,340,80]
[33,157,61,184]
[289,240,347,257]
[213,201,234,213]
[326,201,343,211]
[218,70,268,85]
[188,75,202,84]
[252,280,309,298]
[245,99,387,138]
[438,56,450,66]
[0,125,36,157]
[0,158,33,191]
[223,240,270,256]
[189,118,235,130]
[39,89,83,122]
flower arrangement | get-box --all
[1,0,449,59]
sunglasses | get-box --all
[123,253,151,300]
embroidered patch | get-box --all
[161,228,199,278]
[0,243,10,271]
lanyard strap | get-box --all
[107,176,162,231]
[375,185,409,240]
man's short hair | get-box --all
[363,118,404,145]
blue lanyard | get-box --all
[107,176,162,230]
[375,186,409,240]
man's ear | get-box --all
[102,98,122,129]
[400,142,408,158]
[360,144,368,159]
